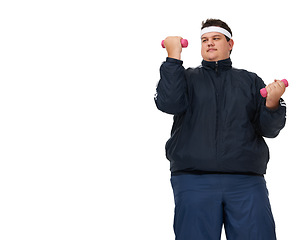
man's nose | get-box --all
[208,40,214,46]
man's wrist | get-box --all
[266,99,279,110]
[168,51,181,60]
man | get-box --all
[155,19,286,240]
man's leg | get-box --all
[171,174,224,240]
[223,175,276,240]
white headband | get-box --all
[200,26,232,39]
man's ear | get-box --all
[228,39,234,51]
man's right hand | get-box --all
[163,36,183,60]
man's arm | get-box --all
[256,79,287,138]
[155,36,188,114]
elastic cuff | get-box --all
[166,57,183,65]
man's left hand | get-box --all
[265,80,286,110]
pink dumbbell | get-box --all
[161,39,188,48]
[260,79,288,98]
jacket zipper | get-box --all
[215,61,220,169]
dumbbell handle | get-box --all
[161,39,188,48]
[260,79,289,98]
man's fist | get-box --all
[265,80,286,110]
[163,36,183,60]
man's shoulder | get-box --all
[231,67,259,79]
[184,65,203,76]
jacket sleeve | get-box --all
[154,57,188,114]
[255,76,287,138]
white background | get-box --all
[0,0,302,239]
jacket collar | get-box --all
[202,58,232,71]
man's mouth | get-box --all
[207,48,217,52]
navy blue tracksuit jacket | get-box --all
[155,57,286,175]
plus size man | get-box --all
[155,19,286,240]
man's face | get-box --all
[201,32,234,61]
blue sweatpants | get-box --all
[171,174,276,240]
